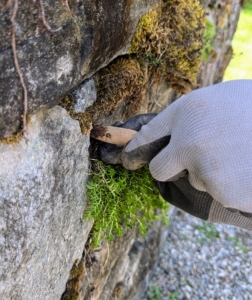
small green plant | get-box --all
[202,20,216,62]
[146,52,159,66]
[85,161,169,247]
[228,237,251,254]
[147,285,162,300]
[169,291,179,300]
[194,221,219,244]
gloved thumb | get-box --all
[121,134,171,170]
[121,100,181,170]
[149,139,185,181]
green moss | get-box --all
[60,0,208,134]
[84,162,169,247]
[130,0,206,94]
[61,259,85,300]
[130,8,159,54]
[202,20,216,62]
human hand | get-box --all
[98,113,171,165]
[122,80,252,215]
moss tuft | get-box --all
[84,161,169,248]
[130,8,159,54]
[0,131,23,145]
[61,259,85,300]
[202,20,216,62]
[130,0,206,94]
[59,58,144,135]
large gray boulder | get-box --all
[0,106,92,299]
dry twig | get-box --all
[147,45,168,109]
[2,0,12,11]
[38,0,62,32]
[64,0,70,11]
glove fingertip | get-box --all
[121,147,147,170]
[149,150,183,182]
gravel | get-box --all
[142,208,252,300]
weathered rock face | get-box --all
[0,0,157,138]
[0,107,92,299]
[72,220,169,300]
[0,0,242,299]
[200,0,241,86]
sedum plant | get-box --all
[85,161,169,247]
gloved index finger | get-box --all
[125,99,180,153]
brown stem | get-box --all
[65,0,70,11]
[2,0,12,11]
[38,0,62,32]
[10,0,28,140]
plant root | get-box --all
[10,0,28,141]
[38,0,62,33]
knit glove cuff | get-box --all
[159,177,252,231]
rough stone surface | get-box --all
[72,78,97,113]
[0,106,92,299]
[75,220,169,300]
[0,0,158,138]
[200,0,241,86]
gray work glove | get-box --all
[100,80,252,230]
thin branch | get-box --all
[38,0,62,33]
[147,45,168,108]
[10,0,28,140]
[65,0,70,11]
[2,0,12,12]
[157,44,168,64]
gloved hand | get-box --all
[99,80,252,231]
[122,80,252,218]
[98,113,171,165]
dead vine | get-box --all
[38,0,62,33]
[2,0,65,141]
[10,0,28,140]
[64,0,70,11]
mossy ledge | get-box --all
[130,0,206,94]
[59,57,144,135]
[0,116,31,145]
[60,0,206,135]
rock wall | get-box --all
[0,0,241,299]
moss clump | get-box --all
[60,1,207,133]
[202,20,216,62]
[59,95,93,135]
[130,8,159,54]
[130,0,206,93]
[84,161,169,247]
[60,0,208,135]
[0,131,23,145]
[59,58,144,135]
[61,259,85,300]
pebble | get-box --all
[142,208,252,300]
